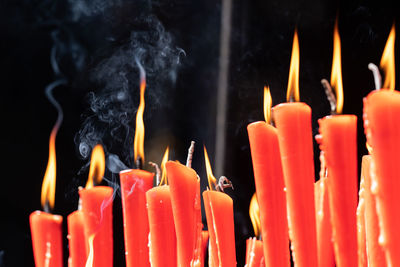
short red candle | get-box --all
[203,190,236,267]
[362,155,387,266]
[146,185,176,267]
[363,90,400,266]
[245,237,265,267]
[67,210,87,267]
[165,161,202,266]
[119,169,154,267]
[357,168,367,267]
[30,211,63,267]
[79,186,113,267]
[273,102,318,267]
[247,121,290,267]
[314,177,335,267]
[318,115,358,267]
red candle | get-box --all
[247,92,290,266]
[146,185,176,267]
[362,155,387,266]
[79,186,113,267]
[119,169,154,267]
[165,160,202,266]
[200,231,209,267]
[30,211,63,267]
[314,177,335,267]
[245,238,265,267]
[67,210,87,267]
[357,167,367,267]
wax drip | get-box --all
[148,161,161,185]
[321,79,337,115]
[368,63,382,90]
[186,141,195,168]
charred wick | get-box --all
[148,161,161,185]
[321,78,337,115]
[135,156,143,170]
[216,176,234,193]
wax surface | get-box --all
[203,190,236,267]
[247,121,290,267]
[363,90,400,266]
[120,169,154,267]
[245,238,265,267]
[79,186,113,267]
[166,161,202,267]
[314,177,335,267]
[318,115,358,267]
[362,155,387,267]
[30,211,63,267]
[273,102,318,267]
[67,210,87,267]
[146,185,177,267]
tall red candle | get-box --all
[120,169,154,267]
[79,186,113,267]
[67,210,87,267]
[165,160,202,266]
[146,185,177,267]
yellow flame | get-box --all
[159,147,170,185]
[204,146,217,190]
[40,126,58,210]
[85,144,105,189]
[249,193,261,237]
[380,23,396,91]
[263,86,272,123]
[286,29,300,102]
[330,19,344,114]
[134,74,146,163]
[85,234,95,267]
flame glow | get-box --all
[249,193,261,237]
[286,29,300,102]
[159,147,170,185]
[85,234,95,267]
[85,144,105,189]
[204,146,217,190]
[330,20,344,114]
[263,86,272,123]
[133,67,146,164]
[380,24,396,91]
[40,126,59,210]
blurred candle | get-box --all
[200,231,209,267]
[273,29,318,267]
[202,147,236,267]
[247,86,290,267]
[245,238,265,267]
[67,210,87,267]
[357,163,367,267]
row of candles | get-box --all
[30,18,397,267]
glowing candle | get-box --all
[273,29,318,267]
[317,21,358,267]
[202,147,236,267]
[79,144,114,267]
[30,113,63,267]
[247,86,290,267]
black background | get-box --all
[1,0,399,266]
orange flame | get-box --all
[204,146,217,190]
[249,193,261,237]
[330,19,344,114]
[133,67,146,164]
[286,29,300,102]
[380,23,396,91]
[85,144,105,189]
[85,234,95,267]
[40,126,58,210]
[263,85,272,123]
[159,146,170,185]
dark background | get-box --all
[0,0,399,266]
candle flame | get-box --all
[263,86,272,123]
[85,144,105,189]
[204,146,217,190]
[380,23,396,91]
[286,29,300,102]
[249,193,261,237]
[40,125,59,210]
[159,146,170,185]
[85,234,95,267]
[330,19,344,114]
[134,62,146,164]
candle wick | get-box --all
[136,156,143,170]
[43,200,51,213]
[216,176,234,192]
[368,63,382,90]
[186,141,195,168]
[321,79,337,115]
[148,161,161,185]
